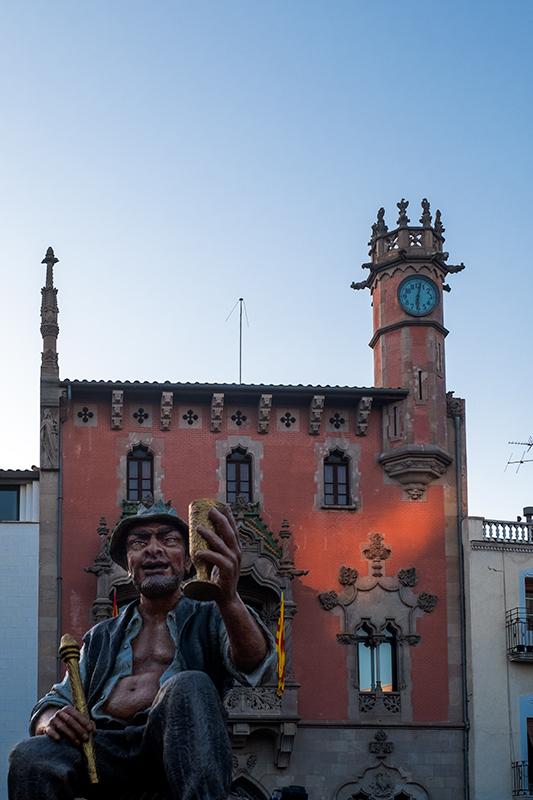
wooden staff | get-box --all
[59,634,99,784]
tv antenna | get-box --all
[506,437,533,472]
[225,298,249,385]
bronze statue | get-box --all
[9,499,275,800]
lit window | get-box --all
[227,447,252,503]
[127,445,153,502]
[0,487,19,521]
[324,449,350,506]
[357,623,397,693]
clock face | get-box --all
[397,275,439,317]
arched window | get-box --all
[227,447,252,503]
[324,449,350,506]
[127,445,153,502]
[357,623,397,693]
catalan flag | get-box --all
[112,587,118,618]
[276,593,285,697]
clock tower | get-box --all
[352,199,465,494]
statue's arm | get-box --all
[194,505,271,673]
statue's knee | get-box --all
[162,670,216,697]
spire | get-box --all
[40,246,59,374]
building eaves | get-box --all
[61,379,408,406]
[0,469,40,482]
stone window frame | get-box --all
[216,437,264,508]
[314,438,361,511]
[116,434,165,508]
[126,444,154,502]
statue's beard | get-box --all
[133,564,184,599]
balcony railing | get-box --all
[512,761,533,797]
[507,609,533,660]
[483,519,533,544]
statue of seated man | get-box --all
[9,500,275,800]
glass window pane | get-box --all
[338,493,347,505]
[324,465,333,481]
[324,494,334,505]
[337,466,346,483]
[240,464,249,480]
[142,480,151,490]
[379,642,393,692]
[129,489,138,500]
[129,462,138,478]
[0,488,19,521]
[358,642,373,692]
[227,491,236,502]
[142,461,151,478]
[227,464,236,480]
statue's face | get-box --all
[126,522,190,599]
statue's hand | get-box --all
[36,705,96,746]
[195,505,242,606]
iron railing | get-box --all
[512,761,533,797]
[483,519,533,544]
[507,609,533,660]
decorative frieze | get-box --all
[356,396,372,435]
[308,395,325,435]
[211,393,224,433]
[111,390,123,430]
[257,394,272,434]
[160,392,173,431]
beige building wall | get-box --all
[464,516,533,800]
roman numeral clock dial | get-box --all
[397,275,439,316]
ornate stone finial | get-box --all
[338,566,358,586]
[434,209,445,234]
[420,198,432,227]
[363,532,391,577]
[41,246,59,288]
[278,519,309,580]
[370,207,388,242]
[85,516,114,623]
[396,199,409,227]
[417,591,438,613]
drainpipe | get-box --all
[455,414,470,799]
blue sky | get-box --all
[1,0,533,520]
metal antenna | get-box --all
[225,298,249,384]
[506,437,533,473]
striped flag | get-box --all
[276,593,285,697]
[112,587,118,618]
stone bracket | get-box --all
[160,392,173,431]
[356,396,372,435]
[257,394,272,434]
[378,444,453,499]
[111,390,123,430]
[308,395,325,435]
[211,393,224,432]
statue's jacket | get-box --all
[30,597,276,735]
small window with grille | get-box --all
[127,445,153,502]
[324,449,350,506]
[226,447,252,503]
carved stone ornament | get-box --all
[335,764,430,800]
[434,209,445,234]
[356,396,372,436]
[41,348,59,368]
[160,392,173,432]
[309,395,325,435]
[369,730,394,758]
[257,393,272,434]
[396,198,409,227]
[417,591,438,613]
[378,444,452,491]
[211,393,224,433]
[318,590,339,611]
[339,566,358,586]
[420,198,432,227]
[363,533,391,575]
[446,390,464,419]
[398,567,417,588]
[224,686,281,713]
[40,408,59,469]
[111,390,123,430]
[369,771,395,799]
[404,484,426,501]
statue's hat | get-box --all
[109,499,189,570]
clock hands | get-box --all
[415,282,421,312]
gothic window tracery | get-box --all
[324,448,350,506]
[227,447,253,503]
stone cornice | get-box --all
[369,319,449,349]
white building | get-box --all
[0,470,39,800]
[465,508,533,800]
